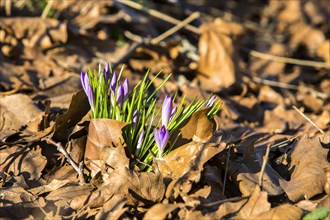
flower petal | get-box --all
[162,95,172,127]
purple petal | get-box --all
[206,95,216,108]
[103,63,110,83]
[117,84,124,106]
[159,125,169,150]
[154,128,161,149]
[133,110,138,127]
[137,129,144,150]
[110,72,117,92]
[162,95,172,127]
[123,78,129,101]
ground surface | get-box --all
[0,1,329,219]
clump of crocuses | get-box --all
[81,63,222,170]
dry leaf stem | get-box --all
[259,144,271,189]
[47,138,86,184]
[292,106,325,134]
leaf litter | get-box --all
[0,0,329,219]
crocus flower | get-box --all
[103,63,110,83]
[132,110,138,128]
[162,95,173,127]
[80,72,94,111]
[110,71,117,92]
[154,125,170,158]
[205,95,216,108]
[123,78,129,102]
[136,129,144,150]
[117,84,124,106]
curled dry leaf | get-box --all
[235,186,271,219]
[198,18,244,91]
[0,94,41,140]
[157,141,226,200]
[279,134,330,202]
[0,145,47,182]
[179,108,217,142]
[95,194,127,220]
[52,89,90,141]
[85,118,128,176]
[0,186,36,219]
[229,144,284,196]
[89,168,165,207]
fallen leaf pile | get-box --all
[0,0,329,219]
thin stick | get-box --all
[252,77,329,100]
[292,106,325,134]
[151,12,200,45]
[259,144,271,189]
[222,145,230,195]
[249,49,329,69]
[116,0,200,34]
[5,0,11,16]
[41,0,54,19]
[47,138,86,184]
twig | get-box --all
[259,143,271,189]
[292,106,325,134]
[199,195,249,208]
[151,12,200,45]
[47,138,86,184]
[252,77,329,100]
[116,0,200,34]
[41,0,54,18]
[222,145,230,195]
[249,49,329,69]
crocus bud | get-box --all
[133,110,138,128]
[162,95,173,127]
[80,72,94,111]
[117,84,124,106]
[123,78,129,102]
[110,72,117,92]
[136,129,144,150]
[103,63,110,83]
[206,95,216,108]
[154,125,170,158]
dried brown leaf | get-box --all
[179,108,217,142]
[252,204,303,219]
[143,203,181,220]
[235,186,271,219]
[198,18,244,91]
[0,94,41,139]
[95,194,127,220]
[279,134,330,202]
[85,118,128,176]
[52,89,90,141]
[0,145,47,182]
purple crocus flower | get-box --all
[123,78,129,102]
[162,95,173,127]
[80,72,94,111]
[205,95,216,108]
[103,63,110,83]
[117,84,124,106]
[136,129,144,150]
[110,71,117,92]
[132,110,138,128]
[154,125,170,158]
